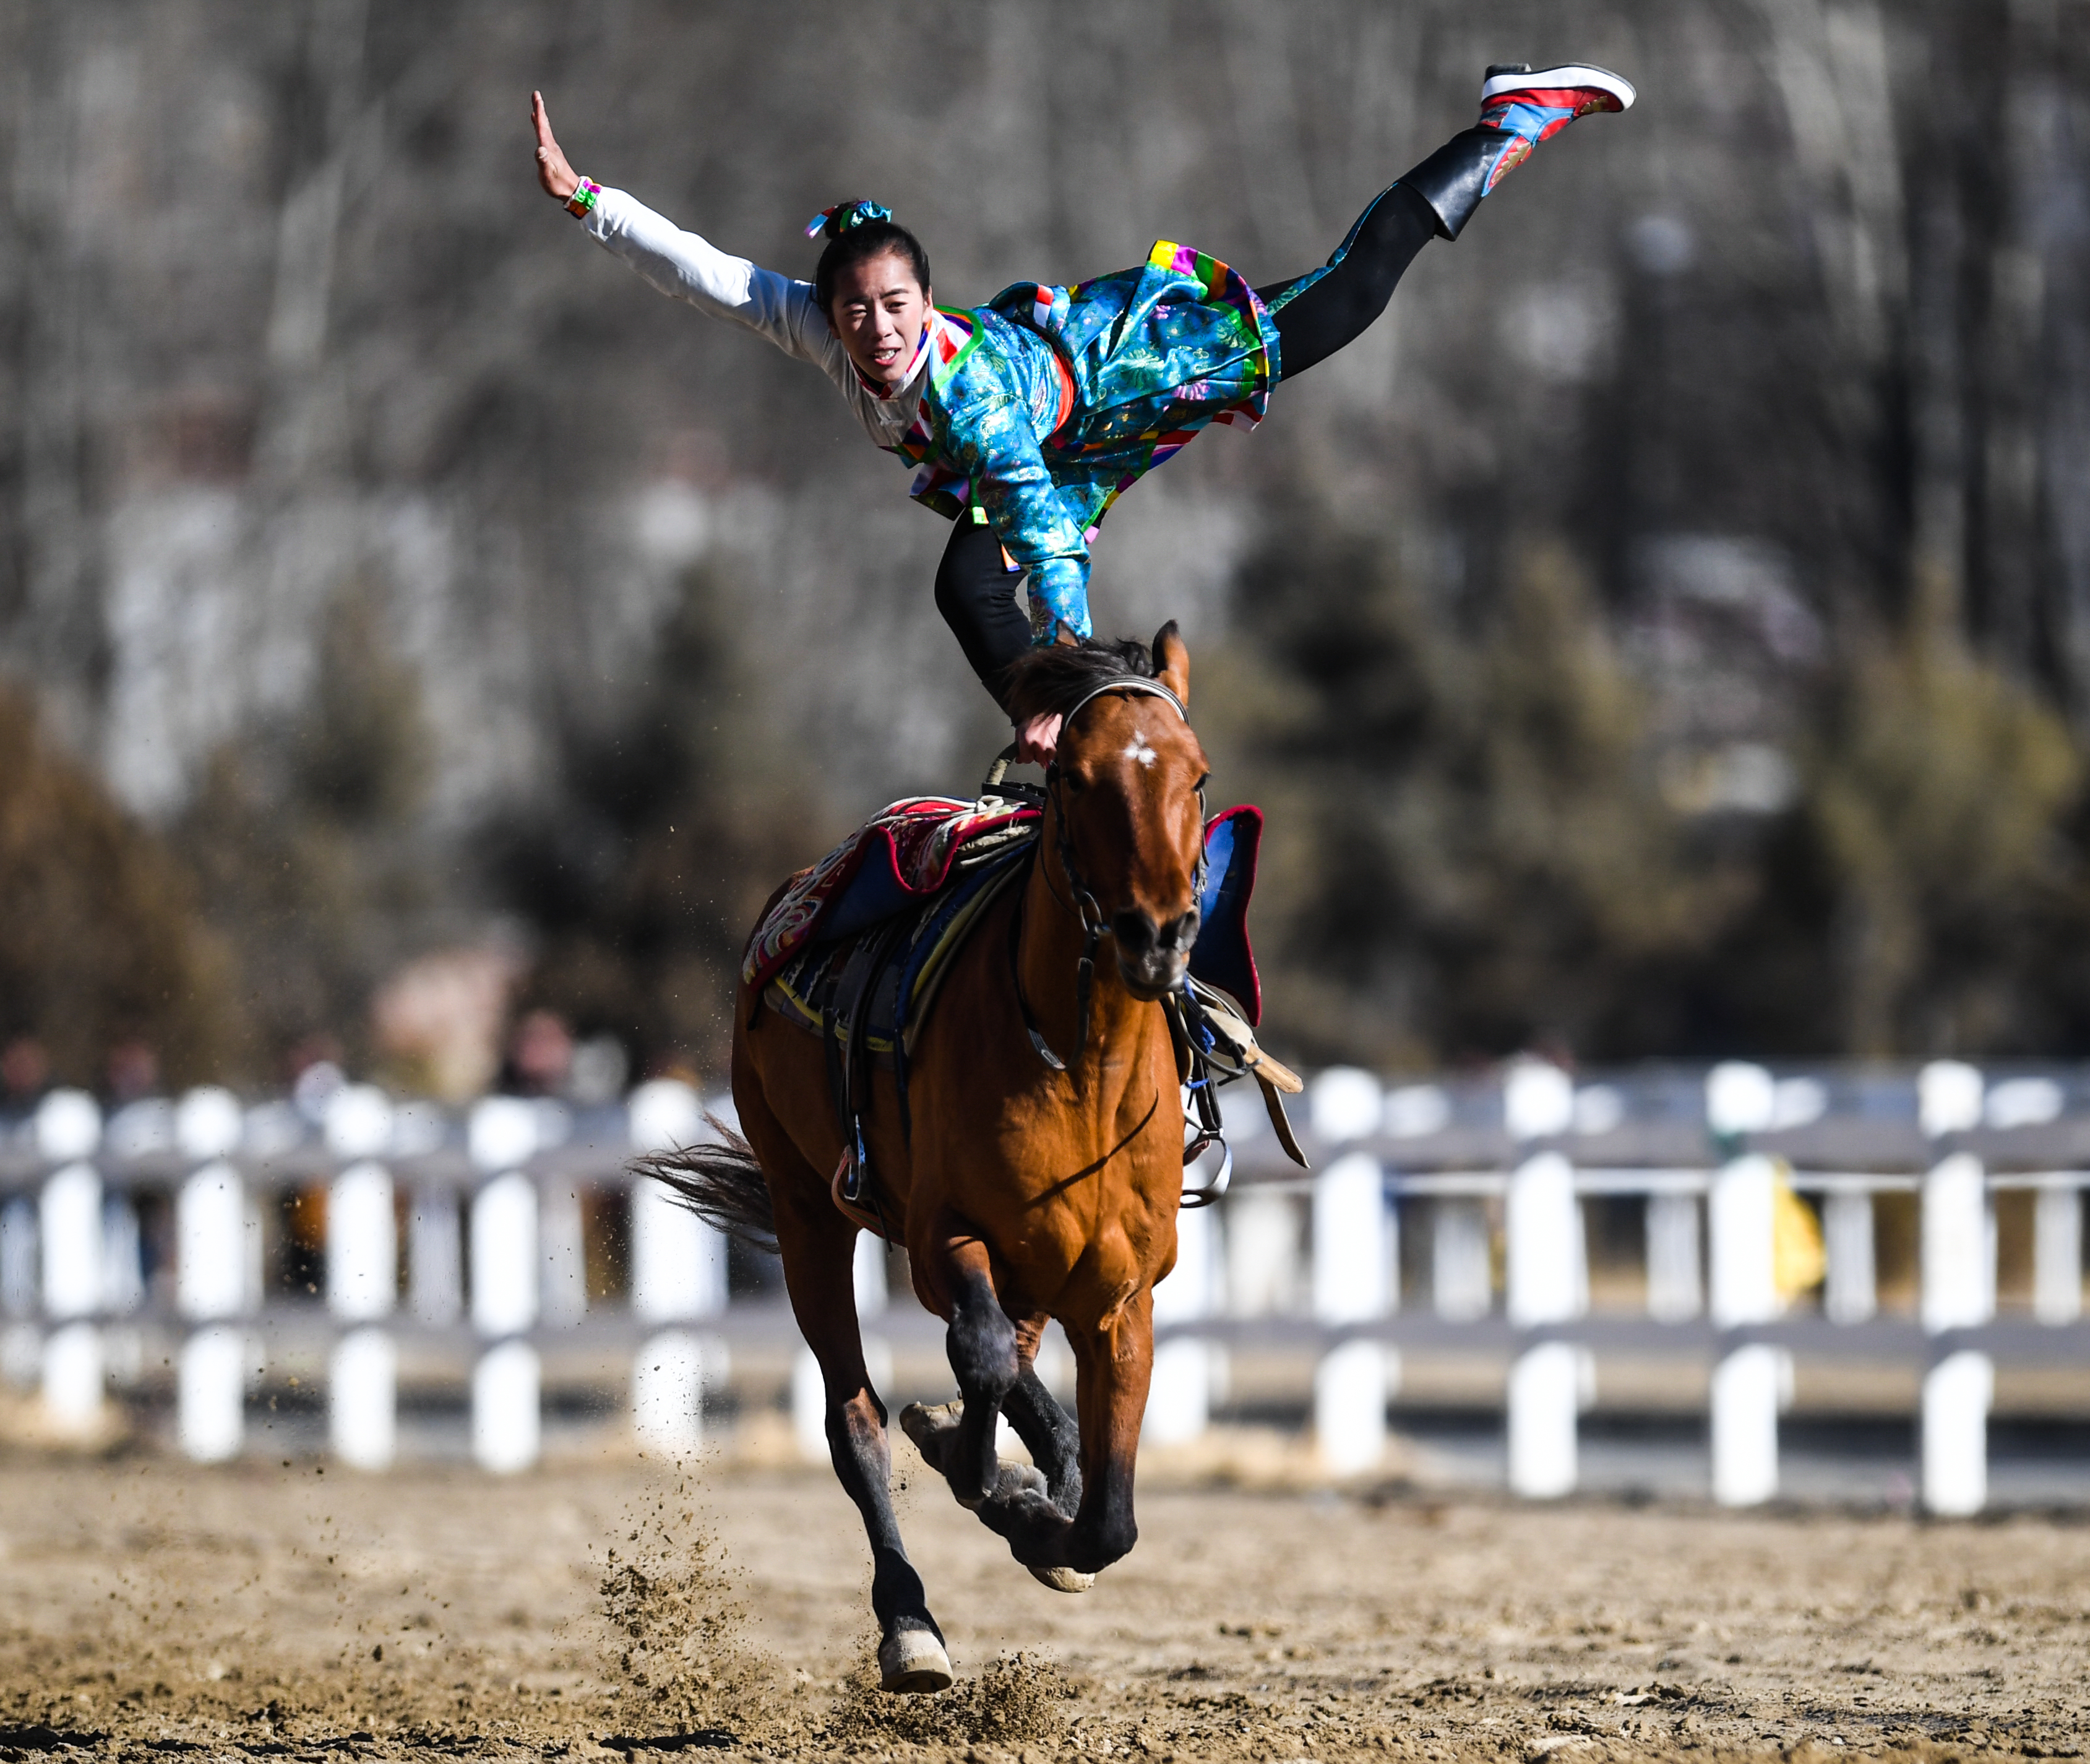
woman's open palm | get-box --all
[531,92,578,200]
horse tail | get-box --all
[630,1114,778,1253]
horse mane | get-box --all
[1000,635,1158,725]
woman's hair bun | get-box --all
[805,199,895,241]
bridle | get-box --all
[1012,677,1208,1073]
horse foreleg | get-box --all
[1054,1286,1154,1575]
[921,1291,1151,1582]
[931,1235,1020,1505]
[769,1186,951,1693]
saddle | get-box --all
[744,773,1304,1239]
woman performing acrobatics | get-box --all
[531,64,1632,761]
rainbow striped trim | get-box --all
[1148,239,1234,303]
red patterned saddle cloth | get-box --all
[742,796,1042,994]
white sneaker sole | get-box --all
[1481,63,1636,111]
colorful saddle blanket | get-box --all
[741,795,1043,994]
[743,794,1266,1022]
[763,845,1031,1069]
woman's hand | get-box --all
[531,91,579,201]
[1014,712,1062,768]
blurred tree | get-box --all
[173,579,432,1072]
[1226,499,1739,1067]
[1807,620,2083,1056]
[0,688,243,1086]
[490,561,830,1078]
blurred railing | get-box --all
[1,1059,2084,1513]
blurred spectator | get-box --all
[369,945,525,1102]
[1,1038,50,1108]
[567,1034,630,1106]
[285,1035,346,1123]
[105,1040,160,1103]
[501,1008,574,1098]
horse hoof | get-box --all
[898,1400,962,1471]
[1026,1563,1097,1594]
[879,1628,955,1694]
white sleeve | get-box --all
[580,186,839,371]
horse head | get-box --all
[1007,623,1210,1002]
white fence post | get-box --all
[1645,1192,1702,1322]
[1315,1338,1396,1476]
[324,1085,399,1473]
[1919,1060,1993,1515]
[1706,1062,1780,1507]
[2033,1183,2083,1327]
[1225,1189,1301,1317]
[1146,1202,1220,1446]
[1432,1199,1492,1322]
[1919,1153,1992,1333]
[1310,1147,1395,1474]
[1503,1061,1580,1499]
[327,1163,396,1322]
[1922,1350,1993,1518]
[0,1196,34,1319]
[539,1179,588,1329]
[470,1098,541,1474]
[178,1327,247,1464]
[175,1089,249,1464]
[327,1160,397,1469]
[410,1184,463,1326]
[1313,1152,1393,1324]
[331,1328,398,1470]
[472,1339,541,1474]
[38,1090,105,1436]
[626,1082,728,1454]
[1822,1190,1878,1325]
[633,1332,707,1457]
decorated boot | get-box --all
[1400,62,1636,241]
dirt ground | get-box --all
[0,1442,2086,1764]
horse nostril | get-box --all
[1112,909,1158,953]
[1166,910,1202,954]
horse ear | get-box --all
[1151,621,1190,708]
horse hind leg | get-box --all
[1002,1320,1082,1516]
[900,1322,1078,1512]
[1000,1346,1096,1593]
[755,1135,951,1692]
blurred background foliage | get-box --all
[2,0,2090,1093]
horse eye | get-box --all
[1193,773,1210,793]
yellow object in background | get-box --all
[1772,1163,1827,1300]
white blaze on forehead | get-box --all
[1125,728,1157,768]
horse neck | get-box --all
[1020,800,1158,1077]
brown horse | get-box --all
[643,626,1210,1692]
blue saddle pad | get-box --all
[1189,805,1262,1026]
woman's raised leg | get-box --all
[1261,62,1635,382]
[1259,183,1435,381]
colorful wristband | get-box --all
[564,177,600,218]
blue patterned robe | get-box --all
[896,243,1282,640]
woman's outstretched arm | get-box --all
[530,91,835,368]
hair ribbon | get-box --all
[805,199,894,240]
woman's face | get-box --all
[826,251,932,390]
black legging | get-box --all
[938,179,1437,708]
